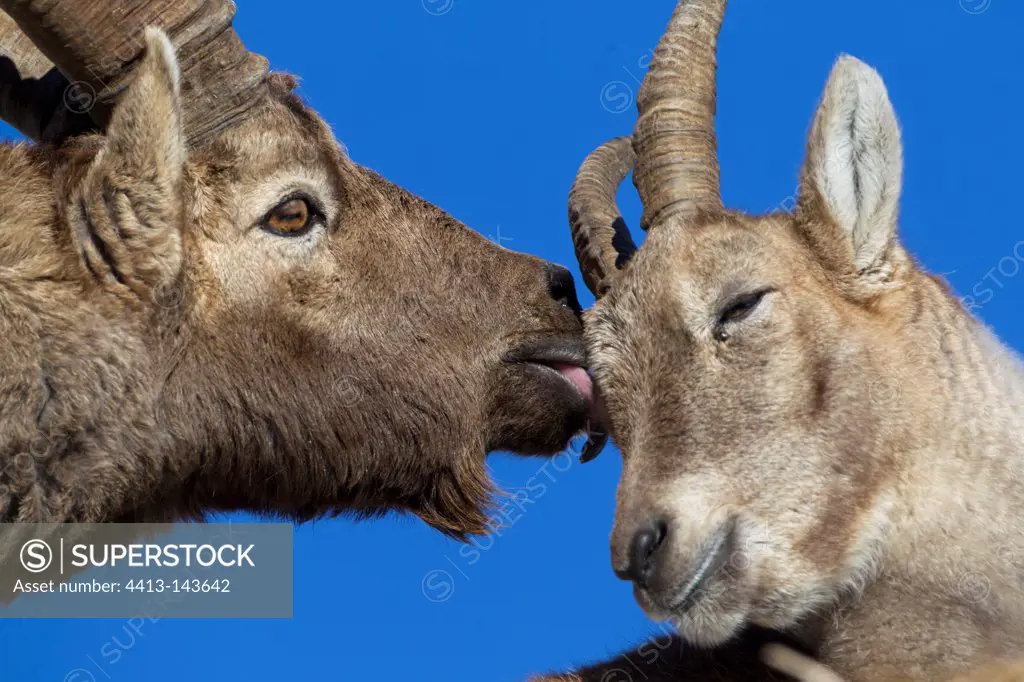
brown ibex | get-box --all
[549,0,1024,679]
[0,1,603,537]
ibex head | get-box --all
[571,0,918,643]
[0,2,600,536]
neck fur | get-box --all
[826,279,1024,653]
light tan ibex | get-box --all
[547,0,1024,679]
[0,2,604,536]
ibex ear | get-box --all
[797,56,904,291]
[70,28,185,297]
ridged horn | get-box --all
[0,0,269,146]
[568,136,638,298]
[0,10,96,141]
[632,0,726,229]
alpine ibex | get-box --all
[555,0,1024,679]
[0,1,603,537]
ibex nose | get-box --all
[614,519,668,589]
[545,264,581,314]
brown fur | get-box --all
[0,30,591,539]
[567,29,1024,682]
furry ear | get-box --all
[70,28,185,297]
[797,56,904,291]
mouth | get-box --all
[504,336,608,461]
[665,521,735,613]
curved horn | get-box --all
[0,11,97,141]
[0,0,269,146]
[569,137,638,298]
[633,0,726,229]
[0,10,46,80]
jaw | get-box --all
[638,567,755,647]
[406,371,591,537]
[650,567,844,648]
[488,336,597,455]
[673,607,750,647]
[487,366,591,454]
[157,304,596,538]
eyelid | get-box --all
[241,173,335,232]
[275,191,326,219]
[717,287,774,323]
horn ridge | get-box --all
[0,0,269,146]
[568,136,638,298]
[632,0,727,230]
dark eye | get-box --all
[262,196,318,236]
[718,288,771,326]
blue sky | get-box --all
[2,1,1023,680]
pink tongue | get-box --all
[551,363,594,404]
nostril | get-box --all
[546,264,581,314]
[616,520,668,588]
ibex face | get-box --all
[570,0,910,645]
[0,3,600,536]
[157,68,592,534]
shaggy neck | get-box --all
[0,287,174,523]
[0,141,179,523]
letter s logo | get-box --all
[20,539,53,573]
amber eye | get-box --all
[263,197,316,236]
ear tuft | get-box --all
[70,26,186,297]
[799,55,904,284]
[143,27,181,98]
